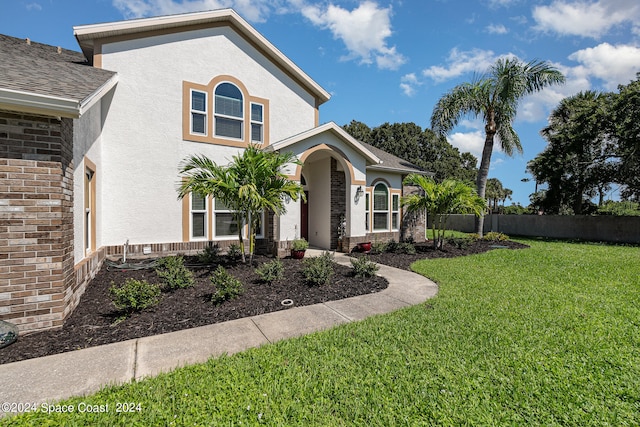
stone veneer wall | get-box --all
[330,158,346,251]
[0,111,77,333]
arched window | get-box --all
[373,183,389,231]
[215,82,243,139]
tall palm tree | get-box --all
[178,145,304,263]
[431,58,565,235]
[402,174,487,249]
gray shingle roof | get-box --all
[360,141,431,175]
[0,34,115,102]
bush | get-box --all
[226,244,242,261]
[155,256,194,290]
[447,236,474,250]
[302,251,334,286]
[483,232,509,242]
[210,265,243,304]
[351,255,379,278]
[370,241,387,254]
[255,259,284,284]
[197,244,220,264]
[394,242,416,255]
[110,279,161,313]
[291,238,309,251]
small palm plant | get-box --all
[402,174,487,250]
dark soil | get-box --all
[351,239,529,270]
[0,255,387,365]
[0,240,528,365]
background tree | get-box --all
[342,120,478,183]
[431,58,565,234]
[612,73,640,200]
[178,145,304,263]
[402,174,487,249]
[485,178,512,213]
[527,91,616,214]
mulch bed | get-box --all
[351,239,529,270]
[0,240,528,365]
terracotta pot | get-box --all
[291,249,306,259]
[358,242,372,253]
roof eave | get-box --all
[367,164,434,176]
[78,74,119,116]
[73,9,331,104]
[269,122,382,165]
[0,88,81,118]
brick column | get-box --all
[330,158,346,250]
[0,111,75,333]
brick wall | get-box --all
[0,111,76,333]
[330,158,346,250]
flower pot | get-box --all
[358,242,372,253]
[291,249,306,259]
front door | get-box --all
[301,191,309,240]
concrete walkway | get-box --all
[0,251,437,416]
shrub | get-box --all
[197,244,220,264]
[302,251,334,286]
[291,238,309,251]
[483,231,509,242]
[370,241,387,254]
[211,265,243,304]
[155,256,194,290]
[351,255,379,278]
[110,279,161,313]
[394,242,416,255]
[447,236,474,250]
[226,244,242,261]
[255,259,284,284]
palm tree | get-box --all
[402,174,487,249]
[431,58,564,235]
[178,145,304,263]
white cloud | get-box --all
[422,48,515,83]
[532,0,640,39]
[25,3,42,11]
[568,43,640,89]
[300,1,406,70]
[448,131,485,159]
[112,0,274,22]
[400,73,422,96]
[486,23,508,34]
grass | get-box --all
[3,239,639,426]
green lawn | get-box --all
[4,239,639,426]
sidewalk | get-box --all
[0,251,438,416]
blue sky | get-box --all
[2,0,639,205]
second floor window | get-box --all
[215,83,243,139]
[251,103,263,143]
[191,90,207,135]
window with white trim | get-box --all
[391,194,400,230]
[373,183,389,231]
[191,193,207,239]
[250,103,263,143]
[190,90,207,135]
[214,198,239,238]
[84,167,95,253]
[215,83,243,139]
[365,192,370,231]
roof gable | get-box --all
[73,9,330,105]
[268,122,382,165]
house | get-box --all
[0,9,427,333]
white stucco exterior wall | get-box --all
[97,26,319,247]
